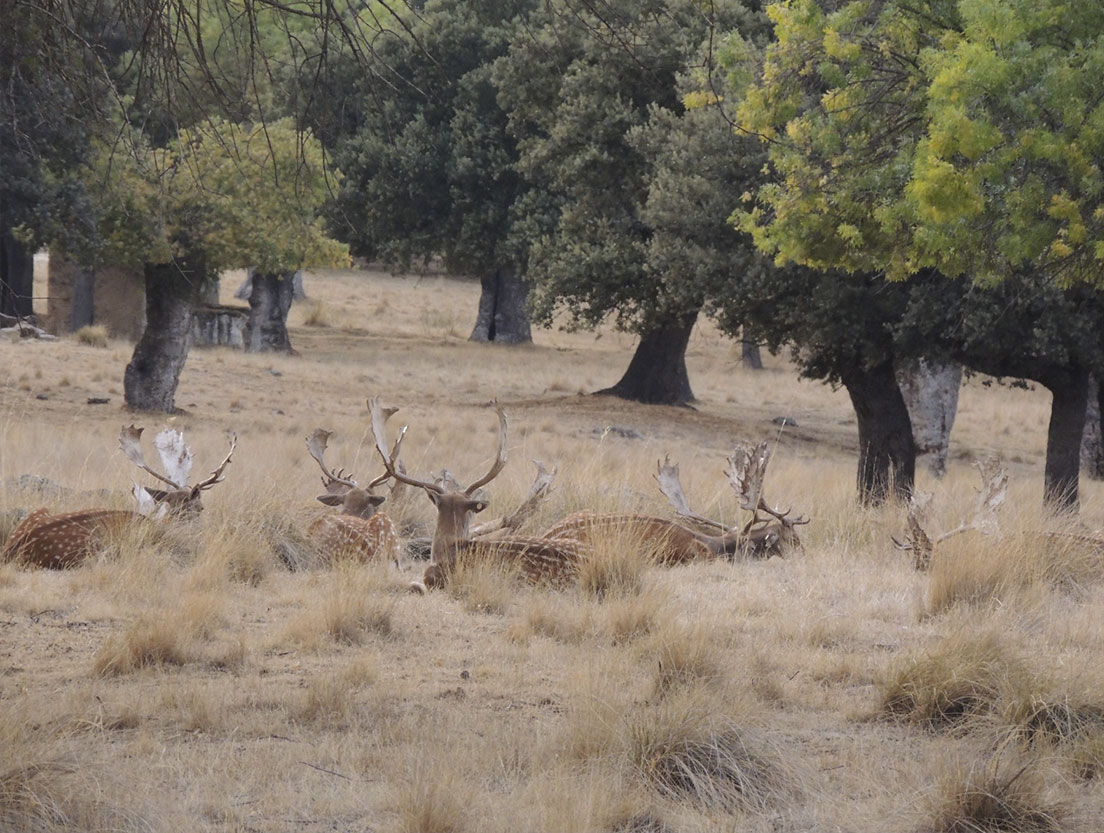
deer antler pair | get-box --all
[655,442,807,535]
[118,425,236,494]
[893,457,1007,570]
[368,396,508,496]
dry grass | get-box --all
[72,325,109,348]
[926,754,1063,833]
[2,265,1104,831]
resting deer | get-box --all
[368,397,587,589]
[2,426,235,569]
[305,427,401,566]
[541,443,807,562]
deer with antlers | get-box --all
[368,397,587,589]
[540,443,807,562]
[893,457,1008,570]
[1,426,235,569]
[304,426,402,566]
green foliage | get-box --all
[85,118,346,273]
[496,0,767,333]
[733,0,1104,286]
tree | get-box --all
[326,0,535,344]
[731,0,1104,508]
[492,0,766,404]
[84,119,345,410]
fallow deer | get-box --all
[540,443,807,562]
[893,458,1008,570]
[368,397,587,589]
[305,427,401,566]
[1,426,235,569]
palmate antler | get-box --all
[118,424,236,514]
[654,455,728,533]
[470,460,557,538]
[726,442,808,534]
[893,457,1007,570]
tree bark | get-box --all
[70,265,95,330]
[0,228,34,320]
[236,267,306,301]
[124,260,203,412]
[843,360,916,506]
[245,271,296,353]
[1043,367,1090,512]
[597,312,697,406]
[741,336,763,370]
[1080,375,1104,480]
[896,358,962,478]
[469,268,532,344]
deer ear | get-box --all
[316,494,344,506]
[427,491,443,507]
[368,494,386,507]
[471,500,488,514]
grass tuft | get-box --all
[881,630,1024,729]
[927,755,1062,833]
[92,615,194,675]
[73,324,109,347]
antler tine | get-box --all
[119,424,184,489]
[368,396,443,494]
[194,432,237,491]
[306,428,359,489]
[464,402,508,495]
[726,442,770,513]
[365,407,403,489]
[655,454,728,532]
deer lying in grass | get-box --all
[368,397,587,589]
[892,458,1007,570]
[305,427,401,566]
[540,443,807,562]
[1,426,235,569]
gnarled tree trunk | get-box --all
[124,260,204,412]
[1080,375,1104,480]
[897,358,962,478]
[245,271,295,353]
[0,228,34,321]
[1043,367,1090,512]
[597,311,697,406]
[741,338,763,370]
[843,360,916,506]
[469,268,532,344]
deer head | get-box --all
[305,427,394,520]
[655,443,808,558]
[369,396,507,566]
[893,457,1007,570]
[118,425,236,518]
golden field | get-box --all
[1,266,1103,832]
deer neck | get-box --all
[695,526,746,556]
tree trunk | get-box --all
[236,267,306,301]
[245,271,296,353]
[1043,367,1090,512]
[1080,375,1104,480]
[896,358,962,478]
[124,260,203,412]
[741,336,763,370]
[843,360,916,506]
[70,265,95,330]
[597,312,697,406]
[0,228,34,320]
[469,268,532,344]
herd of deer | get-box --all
[1,398,813,586]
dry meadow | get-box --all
[2,266,1104,832]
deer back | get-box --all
[541,512,715,564]
[1,508,147,569]
[309,512,400,566]
[425,535,588,589]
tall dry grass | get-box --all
[1,266,1104,831]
